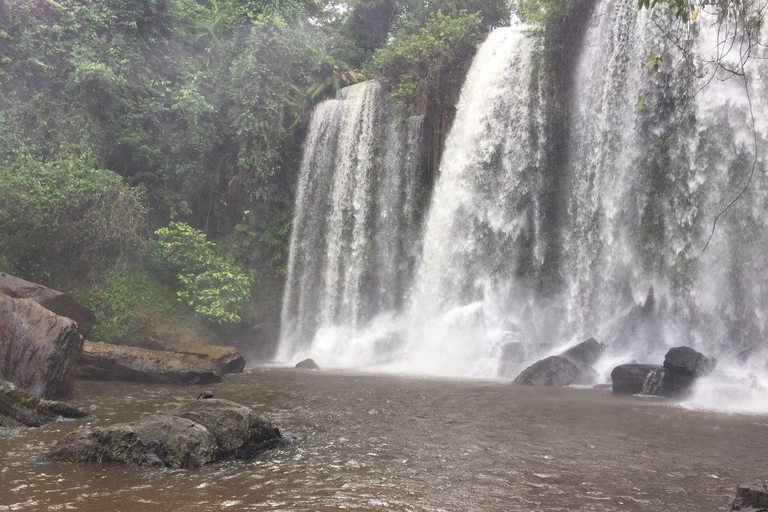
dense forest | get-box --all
[0,0,520,350]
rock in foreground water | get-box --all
[45,400,284,469]
[559,338,605,366]
[611,364,663,395]
[0,380,88,428]
[732,482,768,510]
[171,399,283,459]
[514,356,598,386]
[0,273,95,337]
[45,415,218,469]
[296,358,320,370]
[0,294,83,399]
[78,341,222,385]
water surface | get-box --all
[1,368,766,511]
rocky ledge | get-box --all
[44,399,285,469]
[78,341,223,385]
[0,380,88,428]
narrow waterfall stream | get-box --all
[279,82,425,366]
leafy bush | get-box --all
[84,267,180,345]
[0,156,147,278]
[154,222,252,324]
[369,11,485,114]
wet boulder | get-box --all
[611,364,663,395]
[497,340,553,378]
[663,346,717,377]
[295,358,320,370]
[44,414,218,469]
[732,482,768,511]
[170,399,282,460]
[0,273,95,337]
[0,380,88,428]
[559,338,605,366]
[514,356,598,387]
[78,341,222,385]
[0,294,83,399]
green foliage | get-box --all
[0,156,147,279]
[369,11,485,113]
[154,222,252,323]
[84,267,180,345]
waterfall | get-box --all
[279,0,768,412]
[279,81,425,365]
[394,26,549,376]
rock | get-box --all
[611,364,663,394]
[170,399,282,460]
[0,294,83,398]
[0,273,95,337]
[44,414,218,469]
[44,400,285,469]
[663,346,717,377]
[732,482,768,511]
[514,356,598,387]
[560,338,605,366]
[295,358,320,370]
[497,341,553,378]
[78,341,222,385]
[136,314,245,374]
[0,380,88,428]
[612,347,718,398]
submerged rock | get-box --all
[78,341,222,385]
[45,414,218,469]
[611,364,663,395]
[559,338,605,366]
[732,482,768,511]
[295,358,320,370]
[0,272,95,337]
[0,294,83,399]
[170,399,282,460]
[45,400,284,469]
[514,356,598,387]
[0,380,88,428]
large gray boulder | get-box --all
[0,273,95,337]
[44,400,285,469]
[44,414,218,469]
[560,338,605,366]
[0,379,88,428]
[732,482,768,510]
[514,356,598,387]
[611,364,662,395]
[0,294,83,398]
[170,399,283,460]
[663,346,717,376]
[78,341,222,385]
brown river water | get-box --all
[1,368,767,512]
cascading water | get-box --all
[279,0,768,413]
[279,81,425,366]
[395,25,549,376]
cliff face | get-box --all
[0,293,83,399]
